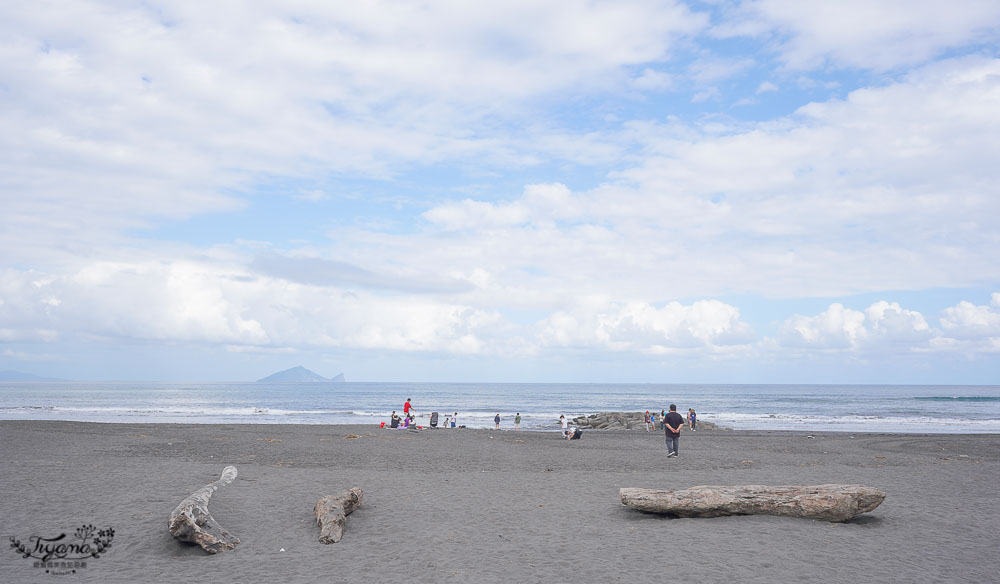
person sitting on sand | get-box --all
[402,415,410,429]
[390,411,401,428]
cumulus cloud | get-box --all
[0,259,510,355]
[865,301,932,342]
[780,304,867,349]
[940,293,1000,339]
[778,296,1000,355]
[539,299,755,353]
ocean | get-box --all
[2,382,999,433]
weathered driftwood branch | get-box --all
[620,484,885,522]
[168,465,240,553]
[314,487,363,544]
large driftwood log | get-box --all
[314,487,363,544]
[168,465,240,553]
[620,484,885,522]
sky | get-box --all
[1,0,999,383]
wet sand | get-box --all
[1,421,998,583]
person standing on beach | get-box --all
[514,413,521,430]
[688,408,697,431]
[403,398,413,416]
[644,411,652,432]
[663,404,684,457]
[452,412,458,428]
[559,415,569,437]
[494,413,501,429]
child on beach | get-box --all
[494,413,501,429]
[514,413,521,430]
[559,415,569,437]
[688,408,697,431]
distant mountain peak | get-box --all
[256,366,344,382]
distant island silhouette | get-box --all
[256,366,345,383]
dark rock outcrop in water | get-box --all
[257,366,345,383]
[571,411,726,430]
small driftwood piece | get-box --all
[314,487,363,544]
[168,465,240,553]
[620,484,885,522]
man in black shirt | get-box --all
[663,404,684,457]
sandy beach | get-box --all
[2,421,998,583]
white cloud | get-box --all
[423,183,579,230]
[0,1,706,264]
[2,3,999,379]
[780,304,867,349]
[756,81,779,93]
[939,293,1000,339]
[539,299,755,353]
[604,57,1000,298]
[0,259,506,355]
[777,296,1000,356]
[718,0,1000,70]
[865,301,932,341]
[633,68,675,91]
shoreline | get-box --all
[4,417,1000,435]
[2,420,998,583]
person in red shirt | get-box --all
[403,398,412,416]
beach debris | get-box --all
[314,487,363,544]
[168,465,240,553]
[620,484,886,523]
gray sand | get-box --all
[2,421,998,583]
